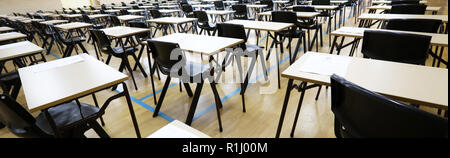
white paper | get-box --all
[298,54,350,77]
[147,124,203,138]
[32,55,85,73]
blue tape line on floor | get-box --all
[191,14,355,121]
[114,90,175,122]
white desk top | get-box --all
[19,54,129,112]
[147,17,197,24]
[40,20,68,25]
[206,10,236,15]
[147,120,211,138]
[0,32,27,42]
[101,26,151,38]
[54,22,93,30]
[247,4,268,8]
[367,5,441,12]
[225,19,294,32]
[88,14,110,19]
[0,41,44,61]
[286,5,339,10]
[0,26,14,33]
[117,15,145,21]
[159,9,181,14]
[358,13,448,23]
[372,0,427,4]
[151,33,243,55]
[282,52,448,109]
[331,27,448,47]
[104,9,121,13]
[258,11,321,18]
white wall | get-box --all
[60,0,92,9]
[0,0,63,14]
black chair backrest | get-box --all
[147,40,185,75]
[110,16,122,26]
[90,6,96,10]
[90,29,113,54]
[82,14,92,23]
[271,11,297,24]
[260,0,274,8]
[361,30,431,65]
[385,19,442,33]
[182,4,194,17]
[132,5,140,9]
[232,4,249,20]
[121,2,127,6]
[101,4,107,10]
[391,0,420,5]
[293,6,316,12]
[150,9,162,18]
[217,23,247,50]
[120,9,129,15]
[128,21,151,40]
[312,0,330,5]
[194,11,209,23]
[214,1,225,10]
[330,74,448,138]
[0,94,49,138]
[390,4,427,14]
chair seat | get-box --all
[0,71,19,82]
[63,36,86,44]
[93,24,106,29]
[161,61,211,80]
[199,23,216,30]
[277,30,304,38]
[35,102,100,135]
[111,46,137,55]
[297,22,322,29]
[245,44,263,54]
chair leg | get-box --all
[123,57,138,90]
[185,82,204,125]
[131,53,148,78]
[153,76,171,117]
[290,82,307,137]
[133,44,145,71]
[183,83,193,97]
[89,120,110,138]
[78,43,88,54]
[209,82,223,132]
[315,86,322,100]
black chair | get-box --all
[0,94,110,138]
[147,40,224,131]
[330,74,448,138]
[82,14,106,30]
[361,30,431,65]
[110,15,123,26]
[0,71,21,100]
[194,11,216,36]
[90,29,147,90]
[391,0,420,5]
[217,23,268,111]
[385,19,442,33]
[390,4,427,14]
[293,6,323,51]
[260,0,274,12]
[120,9,130,15]
[51,25,89,58]
[312,0,330,5]
[231,4,254,20]
[214,1,225,10]
[31,21,59,55]
[149,9,172,36]
[269,11,306,64]
[181,4,195,18]
[121,2,127,6]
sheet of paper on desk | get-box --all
[32,55,85,73]
[299,54,351,77]
[148,124,201,138]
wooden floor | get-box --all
[1,1,448,138]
